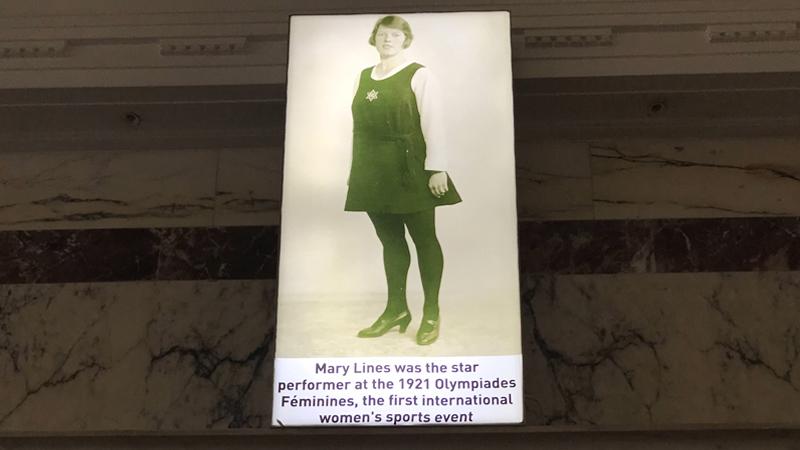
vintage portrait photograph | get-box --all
[276,11,519,358]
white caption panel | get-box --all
[273,355,523,426]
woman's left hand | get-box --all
[428,172,449,197]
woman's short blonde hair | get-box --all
[368,15,413,49]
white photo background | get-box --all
[279,12,518,357]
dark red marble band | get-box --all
[519,217,800,274]
[0,227,278,284]
[1,217,797,283]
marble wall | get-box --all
[524,272,800,425]
[2,136,800,432]
[0,280,274,430]
[0,147,282,230]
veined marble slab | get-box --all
[591,138,800,219]
[523,271,800,425]
[214,148,282,227]
[3,274,800,430]
[5,137,800,228]
[0,149,218,230]
[0,147,287,231]
[517,139,594,220]
[0,280,275,431]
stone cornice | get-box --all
[0,1,800,87]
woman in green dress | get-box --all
[345,15,461,345]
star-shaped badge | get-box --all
[366,89,379,102]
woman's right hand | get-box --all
[428,172,449,197]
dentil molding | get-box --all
[0,40,67,58]
[513,28,614,49]
[1,1,800,87]
[159,37,248,55]
[706,23,799,43]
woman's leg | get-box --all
[402,209,443,320]
[367,212,410,315]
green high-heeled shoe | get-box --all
[416,317,440,345]
[357,310,412,338]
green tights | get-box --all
[367,209,442,320]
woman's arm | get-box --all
[411,67,447,172]
[411,67,449,196]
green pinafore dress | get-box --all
[345,63,461,213]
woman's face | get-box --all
[374,25,406,58]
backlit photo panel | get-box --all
[274,11,521,426]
